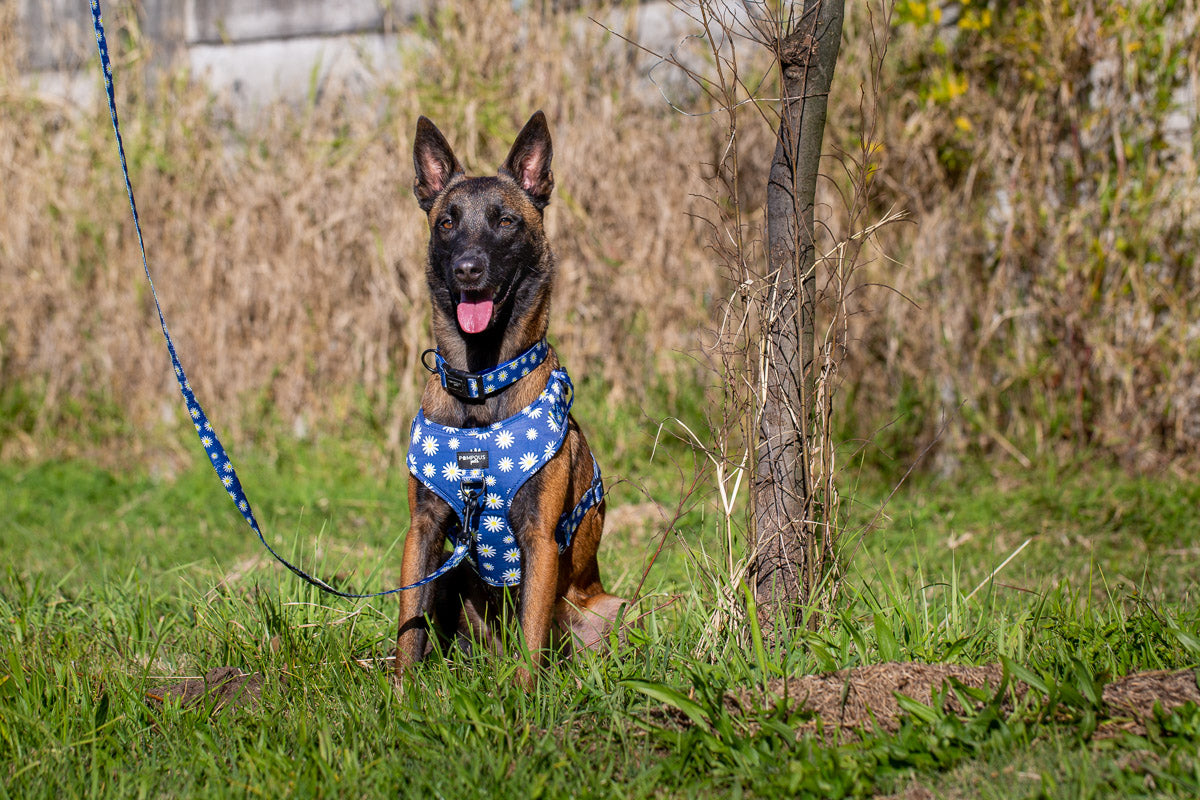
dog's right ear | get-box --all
[413,117,464,213]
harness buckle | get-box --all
[460,477,486,536]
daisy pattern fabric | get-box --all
[428,339,550,399]
[407,368,600,587]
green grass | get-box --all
[2,424,1199,797]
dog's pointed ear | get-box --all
[413,116,464,212]
[500,111,554,209]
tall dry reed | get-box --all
[835,1,1200,470]
[0,1,718,466]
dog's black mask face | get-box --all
[413,112,555,337]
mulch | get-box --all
[668,662,1200,740]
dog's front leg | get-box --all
[395,478,451,681]
[516,534,560,688]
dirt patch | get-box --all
[145,667,274,715]
[667,662,1199,740]
[1103,668,1200,718]
[1097,668,1200,736]
[730,663,1011,739]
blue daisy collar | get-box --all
[421,338,550,400]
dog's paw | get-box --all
[514,665,535,690]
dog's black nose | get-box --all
[453,256,485,285]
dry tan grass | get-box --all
[2,1,1198,471]
[0,1,720,464]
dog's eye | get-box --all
[439,218,454,231]
[498,216,516,228]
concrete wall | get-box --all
[13,0,719,112]
[15,0,428,109]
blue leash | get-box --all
[88,0,444,598]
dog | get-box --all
[395,111,626,686]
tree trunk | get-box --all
[751,0,844,640]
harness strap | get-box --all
[422,339,550,400]
[90,0,431,599]
[555,456,604,551]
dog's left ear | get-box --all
[500,111,554,209]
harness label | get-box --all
[457,450,489,470]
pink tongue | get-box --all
[457,293,494,334]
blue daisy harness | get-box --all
[406,364,604,588]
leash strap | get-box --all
[89,0,436,599]
[422,339,550,400]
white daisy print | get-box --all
[491,421,504,430]
[448,436,460,450]
[527,406,543,420]
[470,429,490,439]
[525,428,539,441]
[421,435,439,456]
[546,417,560,433]
[519,452,538,471]
[482,516,504,533]
[498,370,509,382]
[442,425,456,433]
[422,463,436,478]
[503,548,521,563]
[485,493,504,510]
[204,422,213,431]
[221,475,233,487]
[238,500,248,511]
[442,463,465,481]
[485,475,497,487]
[413,423,422,439]
[201,435,213,448]
[478,543,496,558]
[502,568,521,583]
[495,430,515,449]
[482,562,495,571]
[498,457,514,473]
[543,442,557,459]
[223,461,233,473]
[190,407,201,419]
[503,535,515,544]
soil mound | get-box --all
[146,667,272,715]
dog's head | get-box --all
[412,112,555,337]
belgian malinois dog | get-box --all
[395,111,626,686]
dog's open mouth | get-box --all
[456,289,496,334]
